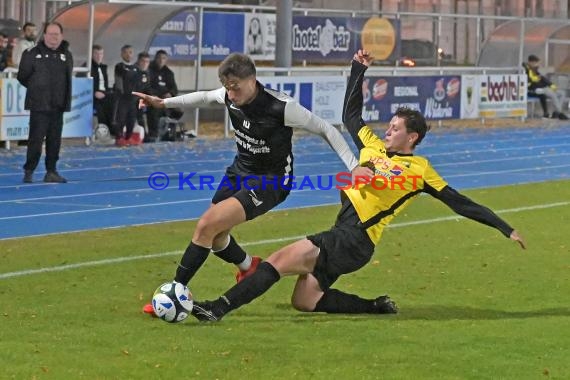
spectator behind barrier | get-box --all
[12,22,36,67]
[90,44,112,128]
[0,32,9,71]
[135,51,152,132]
[146,50,182,142]
[113,44,140,146]
[523,54,568,120]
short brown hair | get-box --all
[138,51,150,60]
[218,53,256,81]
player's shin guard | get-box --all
[313,288,377,314]
[212,261,280,315]
[174,242,210,285]
[212,235,248,265]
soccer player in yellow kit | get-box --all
[189,50,526,321]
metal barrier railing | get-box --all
[0,67,92,150]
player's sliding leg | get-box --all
[292,273,397,314]
[190,239,398,321]
[314,290,398,314]
[191,239,319,321]
[192,261,280,321]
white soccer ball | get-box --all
[94,124,110,139]
[93,124,115,145]
[151,282,194,323]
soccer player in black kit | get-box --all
[134,53,369,316]
[183,50,526,322]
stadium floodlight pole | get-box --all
[86,0,95,77]
[194,6,204,137]
[275,0,292,70]
[518,18,525,71]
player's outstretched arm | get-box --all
[133,87,226,110]
[132,91,165,109]
[342,50,373,151]
[426,185,525,250]
[353,49,374,67]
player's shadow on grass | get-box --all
[276,303,570,321]
[179,304,570,325]
[241,304,570,322]
[395,305,570,320]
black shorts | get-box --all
[211,169,291,221]
[307,199,375,290]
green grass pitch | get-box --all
[1,180,569,379]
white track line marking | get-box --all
[1,200,567,280]
[2,139,569,178]
[1,162,569,221]
[0,129,554,167]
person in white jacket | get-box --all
[12,22,36,67]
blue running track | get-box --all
[1,125,569,240]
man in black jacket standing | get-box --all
[147,50,179,141]
[18,22,73,184]
[133,51,152,143]
[113,45,139,145]
[90,44,111,128]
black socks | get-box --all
[175,235,249,286]
[174,242,210,285]
[213,235,247,265]
[313,288,377,314]
[212,261,281,315]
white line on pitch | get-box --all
[1,200,567,280]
